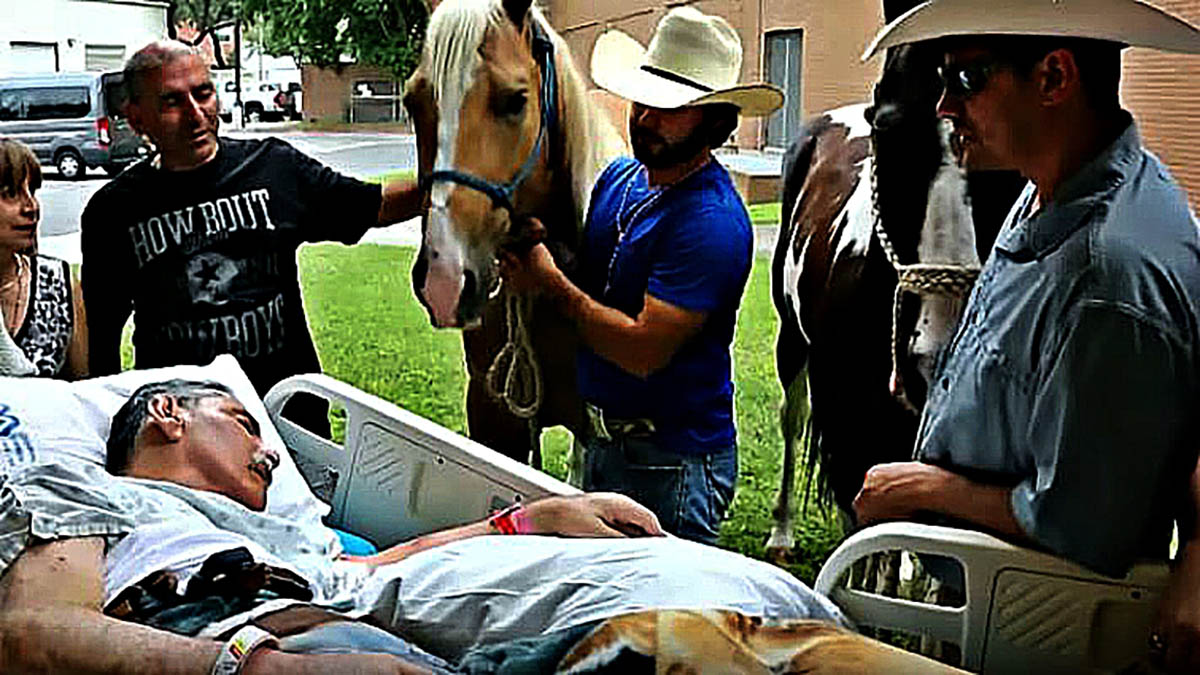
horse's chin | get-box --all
[462,316,484,331]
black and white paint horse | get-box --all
[767,41,1024,553]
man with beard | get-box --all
[501,7,782,543]
[81,41,423,438]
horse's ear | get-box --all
[502,0,533,29]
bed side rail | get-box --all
[264,374,578,548]
[814,522,1169,673]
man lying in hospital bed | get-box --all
[0,359,955,673]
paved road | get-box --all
[38,125,422,263]
[37,125,781,263]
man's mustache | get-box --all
[631,128,665,146]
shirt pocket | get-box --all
[922,331,1033,475]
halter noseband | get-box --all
[420,20,558,213]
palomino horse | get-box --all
[405,0,626,464]
[768,41,1024,553]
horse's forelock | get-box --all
[425,0,503,110]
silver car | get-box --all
[0,71,150,179]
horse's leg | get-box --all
[767,308,811,559]
[767,371,810,559]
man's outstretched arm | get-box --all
[0,537,431,674]
[348,493,666,567]
[378,178,425,226]
[0,537,221,674]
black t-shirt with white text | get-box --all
[81,137,382,395]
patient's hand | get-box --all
[526,493,666,538]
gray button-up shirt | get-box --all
[917,118,1200,575]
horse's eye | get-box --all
[497,92,527,118]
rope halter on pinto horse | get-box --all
[419,21,559,420]
[869,142,979,416]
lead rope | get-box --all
[486,287,543,419]
[869,149,979,415]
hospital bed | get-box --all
[263,373,577,548]
[263,373,1174,673]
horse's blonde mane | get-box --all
[422,0,626,229]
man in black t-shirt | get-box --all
[82,41,422,435]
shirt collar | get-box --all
[994,113,1140,260]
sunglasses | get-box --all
[937,60,1003,98]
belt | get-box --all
[585,402,656,441]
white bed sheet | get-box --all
[347,535,849,663]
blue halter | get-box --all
[421,20,558,213]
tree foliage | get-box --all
[243,0,429,79]
[166,0,242,68]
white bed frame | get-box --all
[814,523,1169,673]
[264,374,576,548]
[265,375,1170,673]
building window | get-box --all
[351,80,404,123]
[8,42,59,73]
[85,44,127,72]
[764,29,802,149]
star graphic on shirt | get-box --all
[194,258,223,285]
[186,253,239,307]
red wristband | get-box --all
[489,503,532,535]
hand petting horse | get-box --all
[405,0,626,465]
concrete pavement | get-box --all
[37,124,782,265]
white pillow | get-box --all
[0,355,329,527]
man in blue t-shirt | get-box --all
[501,8,782,543]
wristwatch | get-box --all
[210,624,279,675]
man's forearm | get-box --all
[930,475,1028,542]
[856,462,1029,544]
[378,178,424,226]
[356,520,493,567]
[0,606,221,675]
[543,272,670,378]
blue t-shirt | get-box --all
[576,156,753,454]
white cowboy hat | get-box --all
[591,7,784,117]
[863,0,1200,60]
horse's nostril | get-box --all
[462,268,478,300]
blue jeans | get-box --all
[278,621,456,673]
[579,434,737,545]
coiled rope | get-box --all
[485,285,543,420]
[870,154,979,415]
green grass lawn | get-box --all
[749,201,782,227]
[364,168,417,185]
[297,243,841,583]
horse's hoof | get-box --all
[765,545,794,566]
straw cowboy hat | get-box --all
[591,7,784,117]
[864,0,1200,60]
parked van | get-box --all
[0,71,150,179]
